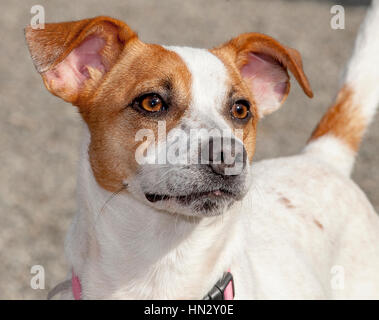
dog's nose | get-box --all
[207,137,247,176]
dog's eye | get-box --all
[135,94,166,113]
[231,101,250,120]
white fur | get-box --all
[55,3,379,299]
[304,135,356,176]
[62,127,240,299]
[344,0,379,123]
[164,46,234,139]
[164,46,229,115]
[60,126,379,299]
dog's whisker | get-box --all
[95,185,126,223]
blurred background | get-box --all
[0,0,377,299]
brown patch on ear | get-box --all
[25,16,136,73]
[25,16,137,103]
[217,33,313,98]
[212,33,312,162]
[309,85,364,151]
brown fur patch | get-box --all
[279,196,296,209]
[309,85,365,151]
[84,41,192,191]
[313,219,324,230]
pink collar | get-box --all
[71,270,82,300]
[71,269,234,300]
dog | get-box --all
[25,1,379,299]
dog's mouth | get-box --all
[144,189,238,205]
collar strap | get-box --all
[71,270,234,300]
[203,271,234,300]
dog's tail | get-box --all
[305,0,379,176]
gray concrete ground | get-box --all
[0,0,377,299]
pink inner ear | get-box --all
[241,52,289,116]
[44,36,106,96]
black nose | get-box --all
[206,137,247,176]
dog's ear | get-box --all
[25,16,137,104]
[213,33,313,117]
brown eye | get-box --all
[139,94,165,113]
[231,102,250,120]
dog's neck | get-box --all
[64,126,240,299]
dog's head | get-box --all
[25,17,312,216]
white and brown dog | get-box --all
[25,1,379,299]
